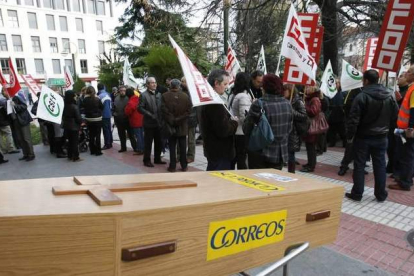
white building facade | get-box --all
[0,0,118,86]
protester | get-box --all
[250,70,264,99]
[97,83,113,150]
[83,86,103,156]
[78,87,87,115]
[6,90,35,161]
[180,77,197,163]
[0,93,19,154]
[62,90,82,162]
[327,80,346,148]
[124,88,144,155]
[283,84,307,173]
[244,74,292,169]
[345,70,398,202]
[300,86,322,173]
[114,86,137,153]
[161,79,192,172]
[199,69,238,171]
[389,66,414,192]
[228,72,253,170]
[139,77,166,167]
[395,73,409,106]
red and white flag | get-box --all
[20,74,40,102]
[281,5,317,81]
[7,58,21,97]
[225,44,241,85]
[0,70,8,87]
[363,38,384,77]
[169,35,223,107]
[64,65,74,90]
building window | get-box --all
[43,0,52,8]
[64,59,73,73]
[49,37,58,53]
[52,59,61,74]
[55,0,65,9]
[46,14,55,30]
[96,20,103,35]
[59,16,68,31]
[12,35,23,52]
[31,36,41,52]
[62,38,69,52]
[75,18,83,32]
[80,59,87,73]
[98,40,105,54]
[34,58,44,74]
[25,0,34,5]
[0,58,10,74]
[78,39,85,54]
[15,58,26,74]
[0,34,7,51]
[87,0,95,14]
[27,12,37,29]
[8,10,19,28]
[0,9,3,27]
[72,0,81,12]
[97,1,105,15]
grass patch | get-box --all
[30,123,41,145]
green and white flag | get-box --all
[320,60,337,99]
[257,45,267,74]
[37,85,64,124]
[340,59,363,91]
[123,58,139,88]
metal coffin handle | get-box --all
[122,240,177,262]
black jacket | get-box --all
[82,96,103,120]
[199,104,238,161]
[63,103,82,131]
[139,90,162,128]
[346,84,398,139]
[0,99,9,127]
[12,96,32,126]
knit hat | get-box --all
[262,74,283,95]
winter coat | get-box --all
[328,90,345,124]
[62,103,82,131]
[82,95,103,122]
[228,90,252,135]
[346,84,398,140]
[113,95,129,119]
[161,89,192,137]
[199,103,238,161]
[12,95,32,126]
[138,90,162,128]
[288,94,307,152]
[98,90,112,119]
[124,95,143,128]
[303,93,321,144]
[0,98,9,127]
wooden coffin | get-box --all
[0,169,344,276]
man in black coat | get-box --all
[345,70,398,202]
[199,69,238,171]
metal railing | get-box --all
[238,242,310,276]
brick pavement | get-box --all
[108,137,414,275]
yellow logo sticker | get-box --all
[210,172,285,192]
[207,210,287,261]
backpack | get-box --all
[248,99,274,151]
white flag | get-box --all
[320,60,337,99]
[169,35,223,107]
[280,5,317,81]
[340,60,363,91]
[37,86,64,124]
[123,58,139,89]
[257,45,267,74]
[225,44,241,85]
[64,66,74,90]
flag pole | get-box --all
[275,52,282,76]
[290,84,295,103]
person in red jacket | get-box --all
[125,88,144,155]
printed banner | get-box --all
[363,38,384,77]
[283,12,320,84]
[225,44,242,85]
[372,0,414,72]
[257,45,267,74]
[7,59,21,97]
[169,35,223,107]
[64,66,74,90]
[320,60,337,99]
[37,85,64,124]
[20,74,40,102]
[340,60,363,91]
[207,210,287,261]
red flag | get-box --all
[7,58,21,97]
[0,70,8,87]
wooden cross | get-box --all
[52,177,197,206]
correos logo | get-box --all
[207,210,287,261]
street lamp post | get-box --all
[61,41,78,80]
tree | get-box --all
[144,46,182,82]
[98,62,123,90]
[73,75,86,93]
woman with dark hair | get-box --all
[82,86,103,156]
[283,84,307,173]
[300,86,322,172]
[228,72,252,169]
[243,74,293,169]
[63,90,82,162]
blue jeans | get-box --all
[102,118,113,147]
[133,127,144,152]
[352,137,388,201]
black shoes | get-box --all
[300,166,314,173]
[181,167,188,172]
[26,156,35,162]
[388,184,411,191]
[144,161,154,167]
[338,167,348,176]
[101,145,112,150]
[118,149,126,153]
[167,167,176,173]
[0,159,8,164]
[19,156,28,161]
[345,192,362,202]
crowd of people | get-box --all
[0,66,413,203]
